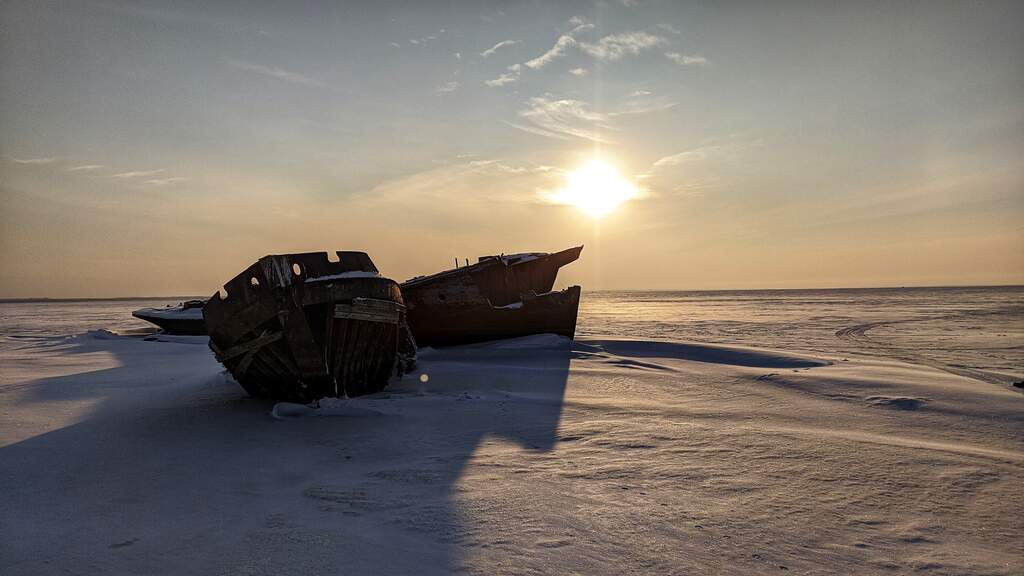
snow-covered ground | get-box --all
[1,289,1021,575]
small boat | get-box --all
[132,300,208,335]
[203,251,416,402]
[400,246,583,347]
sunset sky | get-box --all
[2,0,1022,297]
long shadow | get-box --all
[0,332,570,575]
[575,338,830,368]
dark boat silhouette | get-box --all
[400,246,583,347]
[132,300,208,335]
[203,251,415,402]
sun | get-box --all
[552,159,639,218]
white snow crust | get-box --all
[1,290,1022,575]
[305,271,382,282]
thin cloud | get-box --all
[67,164,103,172]
[436,80,460,94]
[480,40,518,58]
[142,177,187,186]
[650,139,758,171]
[111,169,165,179]
[502,120,571,141]
[568,16,594,34]
[652,146,724,167]
[485,72,519,87]
[223,58,325,87]
[610,89,678,116]
[656,23,682,35]
[610,100,677,116]
[525,34,576,69]
[516,96,613,143]
[408,35,437,46]
[10,157,56,164]
[666,52,709,66]
[569,68,588,76]
[579,32,665,61]
[485,63,522,87]
[492,29,665,89]
[359,158,561,215]
[485,18,596,87]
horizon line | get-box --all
[2,283,1022,303]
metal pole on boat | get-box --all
[454,257,459,268]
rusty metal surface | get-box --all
[405,286,581,347]
[400,246,583,347]
[402,246,582,306]
[203,251,409,402]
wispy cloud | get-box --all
[111,169,165,179]
[652,146,724,168]
[485,64,521,87]
[650,136,761,174]
[606,89,677,116]
[436,80,460,94]
[223,58,325,87]
[610,100,677,116]
[67,164,104,172]
[656,23,681,35]
[666,52,709,66]
[568,16,594,34]
[487,27,668,87]
[408,35,437,46]
[638,142,750,197]
[525,35,577,70]
[10,157,56,165]
[360,158,560,217]
[514,96,613,143]
[485,17,593,87]
[143,177,187,186]
[480,40,518,58]
[579,32,665,61]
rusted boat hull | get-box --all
[203,252,413,402]
[406,286,581,347]
[401,246,583,347]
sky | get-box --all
[1,0,1022,297]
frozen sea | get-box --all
[4,287,1019,383]
[1,287,1022,575]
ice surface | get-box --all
[1,288,1021,575]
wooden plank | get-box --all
[334,299,404,324]
[278,307,329,380]
[215,330,283,362]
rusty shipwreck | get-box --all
[203,251,415,402]
[400,246,583,347]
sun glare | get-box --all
[552,159,639,218]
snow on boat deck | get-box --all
[132,306,204,320]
